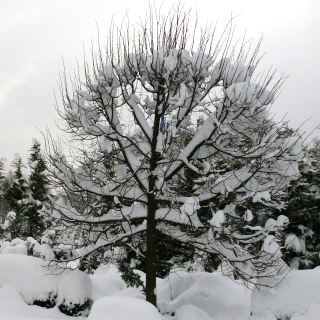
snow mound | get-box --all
[158,270,250,319]
[1,243,28,255]
[251,268,320,319]
[175,304,213,320]
[0,254,58,305]
[249,309,277,320]
[0,284,31,311]
[90,264,127,300]
[0,254,92,315]
[87,296,162,320]
[58,270,93,316]
[90,264,145,301]
[0,284,87,320]
[290,303,320,320]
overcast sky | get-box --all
[0,0,319,171]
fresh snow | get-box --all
[251,268,320,319]
[88,296,162,320]
[157,270,251,320]
[0,254,59,305]
[1,253,320,319]
[0,254,92,311]
[57,269,92,306]
[0,284,86,320]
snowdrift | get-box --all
[0,254,92,316]
[88,296,162,320]
[2,251,320,319]
[251,267,320,319]
[157,270,250,320]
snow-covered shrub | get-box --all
[0,237,54,259]
[175,305,213,320]
[90,264,127,300]
[0,240,11,252]
[1,243,27,255]
[87,296,162,320]
[57,270,93,316]
[90,264,145,301]
[0,237,28,255]
[251,268,320,319]
[157,270,250,319]
[26,236,54,260]
[0,254,92,315]
[0,255,58,308]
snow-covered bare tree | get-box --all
[46,6,304,305]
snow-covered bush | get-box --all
[87,296,162,320]
[0,254,92,315]
[0,254,58,308]
[157,270,250,319]
[251,268,320,319]
[57,270,93,316]
[0,236,55,259]
[1,242,27,255]
[26,236,55,260]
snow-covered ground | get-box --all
[1,247,320,320]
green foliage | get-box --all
[281,140,320,269]
[3,140,49,240]
[0,158,5,197]
[24,139,49,239]
[58,298,92,317]
[3,155,28,239]
[117,259,145,290]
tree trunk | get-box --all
[145,103,161,306]
[146,192,157,306]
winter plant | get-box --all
[46,6,304,305]
[2,141,49,241]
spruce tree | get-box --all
[4,155,29,239]
[24,140,49,240]
[0,158,6,230]
[3,141,49,240]
[282,140,320,269]
[0,158,5,198]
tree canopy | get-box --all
[45,6,304,305]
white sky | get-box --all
[0,0,319,171]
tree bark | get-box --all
[145,93,162,306]
[146,191,157,306]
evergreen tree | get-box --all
[4,155,29,239]
[0,158,5,198]
[0,158,6,232]
[24,139,49,240]
[282,139,320,269]
[3,141,49,240]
